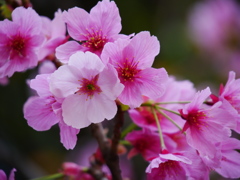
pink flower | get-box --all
[50,51,124,129]
[101,31,168,108]
[179,87,232,158]
[210,71,240,132]
[0,7,44,77]
[56,0,124,63]
[0,169,16,180]
[146,153,191,180]
[23,74,79,149]
[38,9,67,61]
[214,138,240,178]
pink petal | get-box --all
[30,74,51,97]
[187,87,211,111]
[55,41,83,63]
[38,60,56,74]
[0,50,38,77]
[62,94,92,129]
[12,7,42,36]
[51,9,66,38]
[98,64,124,100]
[62,7,90,41]
[0,19,19,36]
[0,170,7,180]
[87,94,118,123]
[215,150,240,178]
[8,169,16,180]
[101,38,130,65]
[137,67,168,100]
[130,31,160,68]
[159,154,192,164]
[118,82,143,108]
[59,120,80,150]
[50,65,80,98]
[23,96,59,131]
[90,0,121,37]
[68,51,105,78]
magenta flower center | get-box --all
[76,75,102,98]
[81,28,107,51]
[182,109,207,129]
[11,36,25,53]
[117,58,141,82]
[139,107,162,126]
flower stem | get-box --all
[152,107,166,150]
[156,101,190,105]
[157,106,181,116]
[156,109,183,131]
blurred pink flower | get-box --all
[102,31,168,108]
[50,51,124,129]
[38,9,67,61]
[0,7,44,77]
[188,0,240,74]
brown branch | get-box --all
[90,106,124,180]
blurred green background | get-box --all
[0,0,239,179]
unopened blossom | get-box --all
[179,87,233,158]
[0,7,44,77]
[24,74,79,149]
[56,0,125,63]
[146,153,191,180]
[101,31,168,108]
[39,9,67,61]
[50,51,124,129]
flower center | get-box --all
[76,75,102,99]
[138,107,162,126]
[81,28,107,51]
[180,109,207,130]
[116,58,141,82]
[11,36,25,53]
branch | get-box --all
[90,106,124,180]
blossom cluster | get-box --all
[1,0,240,179]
